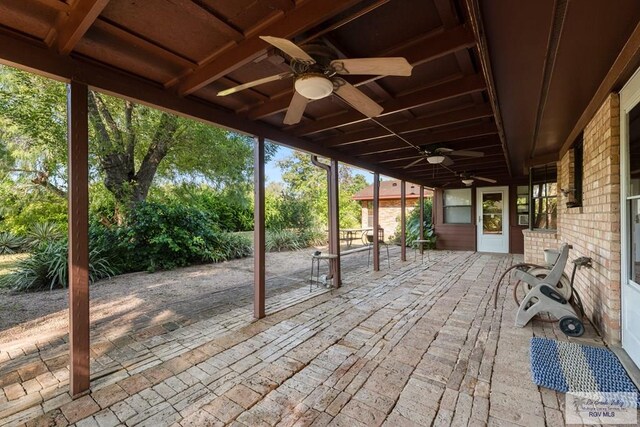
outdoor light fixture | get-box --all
[426,155,446,164]
[294,74,334,99]
[461,178,474,186]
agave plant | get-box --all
[0,232,25,254]
[0,241,116,292]
[26,222,64,248]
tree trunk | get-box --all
[88,92,179,223]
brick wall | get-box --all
[522,230,559,265]
[523,93,621,344]
[360,199,421,240]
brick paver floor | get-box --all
[0,250,612,426]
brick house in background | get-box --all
[352,180,432,240]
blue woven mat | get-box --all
[530,337,639,405]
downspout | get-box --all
[310,155,341,287]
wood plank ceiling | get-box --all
[1,0,639,187]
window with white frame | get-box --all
[443,188,472,224]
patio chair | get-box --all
[364,228,391,268]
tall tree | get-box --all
[0,65,275,223]
[278,151,369,228]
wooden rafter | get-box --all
[54,0,110,55]
[34,0,71,12]
[176,0,366,95]
[464,0,512,177]
[335,122,498,156]
[318,104,493,148]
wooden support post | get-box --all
[329,159,341,287]
[373,173,380,271]
[67,81,90,397]
[254,136,265,319]
[419,185,425,255]
[400,180,406,261]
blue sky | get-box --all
[266,145,374,184]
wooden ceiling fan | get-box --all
[217,36,413,125]
[403,145,485,169]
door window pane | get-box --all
[482,193,503,234]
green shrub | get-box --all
[207,232,252,262]
[149,185,253,232]
[0,231,25,254]
[266,228,326,252]
[91,202,253,272]
[266,191,316,231]
[0,240,116,292]
[393,199,436,248]
[26,222,64,248]
[0,190,67,235]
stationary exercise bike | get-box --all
[493,244,590,337]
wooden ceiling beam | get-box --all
[176,0,365,96]
[55,0,110,55]
[34,0,71,12]
[0,27,433,187]
[245,25,476,119]
[464,0,512,176]
[318,104,493,148]
[338,122,498,156]
[291,73,486,137]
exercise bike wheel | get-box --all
[559,316,585,337]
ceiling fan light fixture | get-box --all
[294,74,333,100]
[461,178,474,186]
[427,155,446,164]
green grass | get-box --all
[0,253,28,278]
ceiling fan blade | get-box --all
[449,150,485,158]
[283,91,309,125]
[472,175,497,183]
[217,72,293,96]
[259,36,315,63]
[442,156,454,166]
[331,57,413,76]
[334,81,383,118]
[403,157,426,169]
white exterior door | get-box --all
[476,186,509,253]
[620,67,640,367]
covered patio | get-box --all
[1,0,640,425]
[1,250,604,426]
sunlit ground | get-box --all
[0,253,27,280]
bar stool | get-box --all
[310,252,338,291]
[364,228,391,269]
[413,239,431,262]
